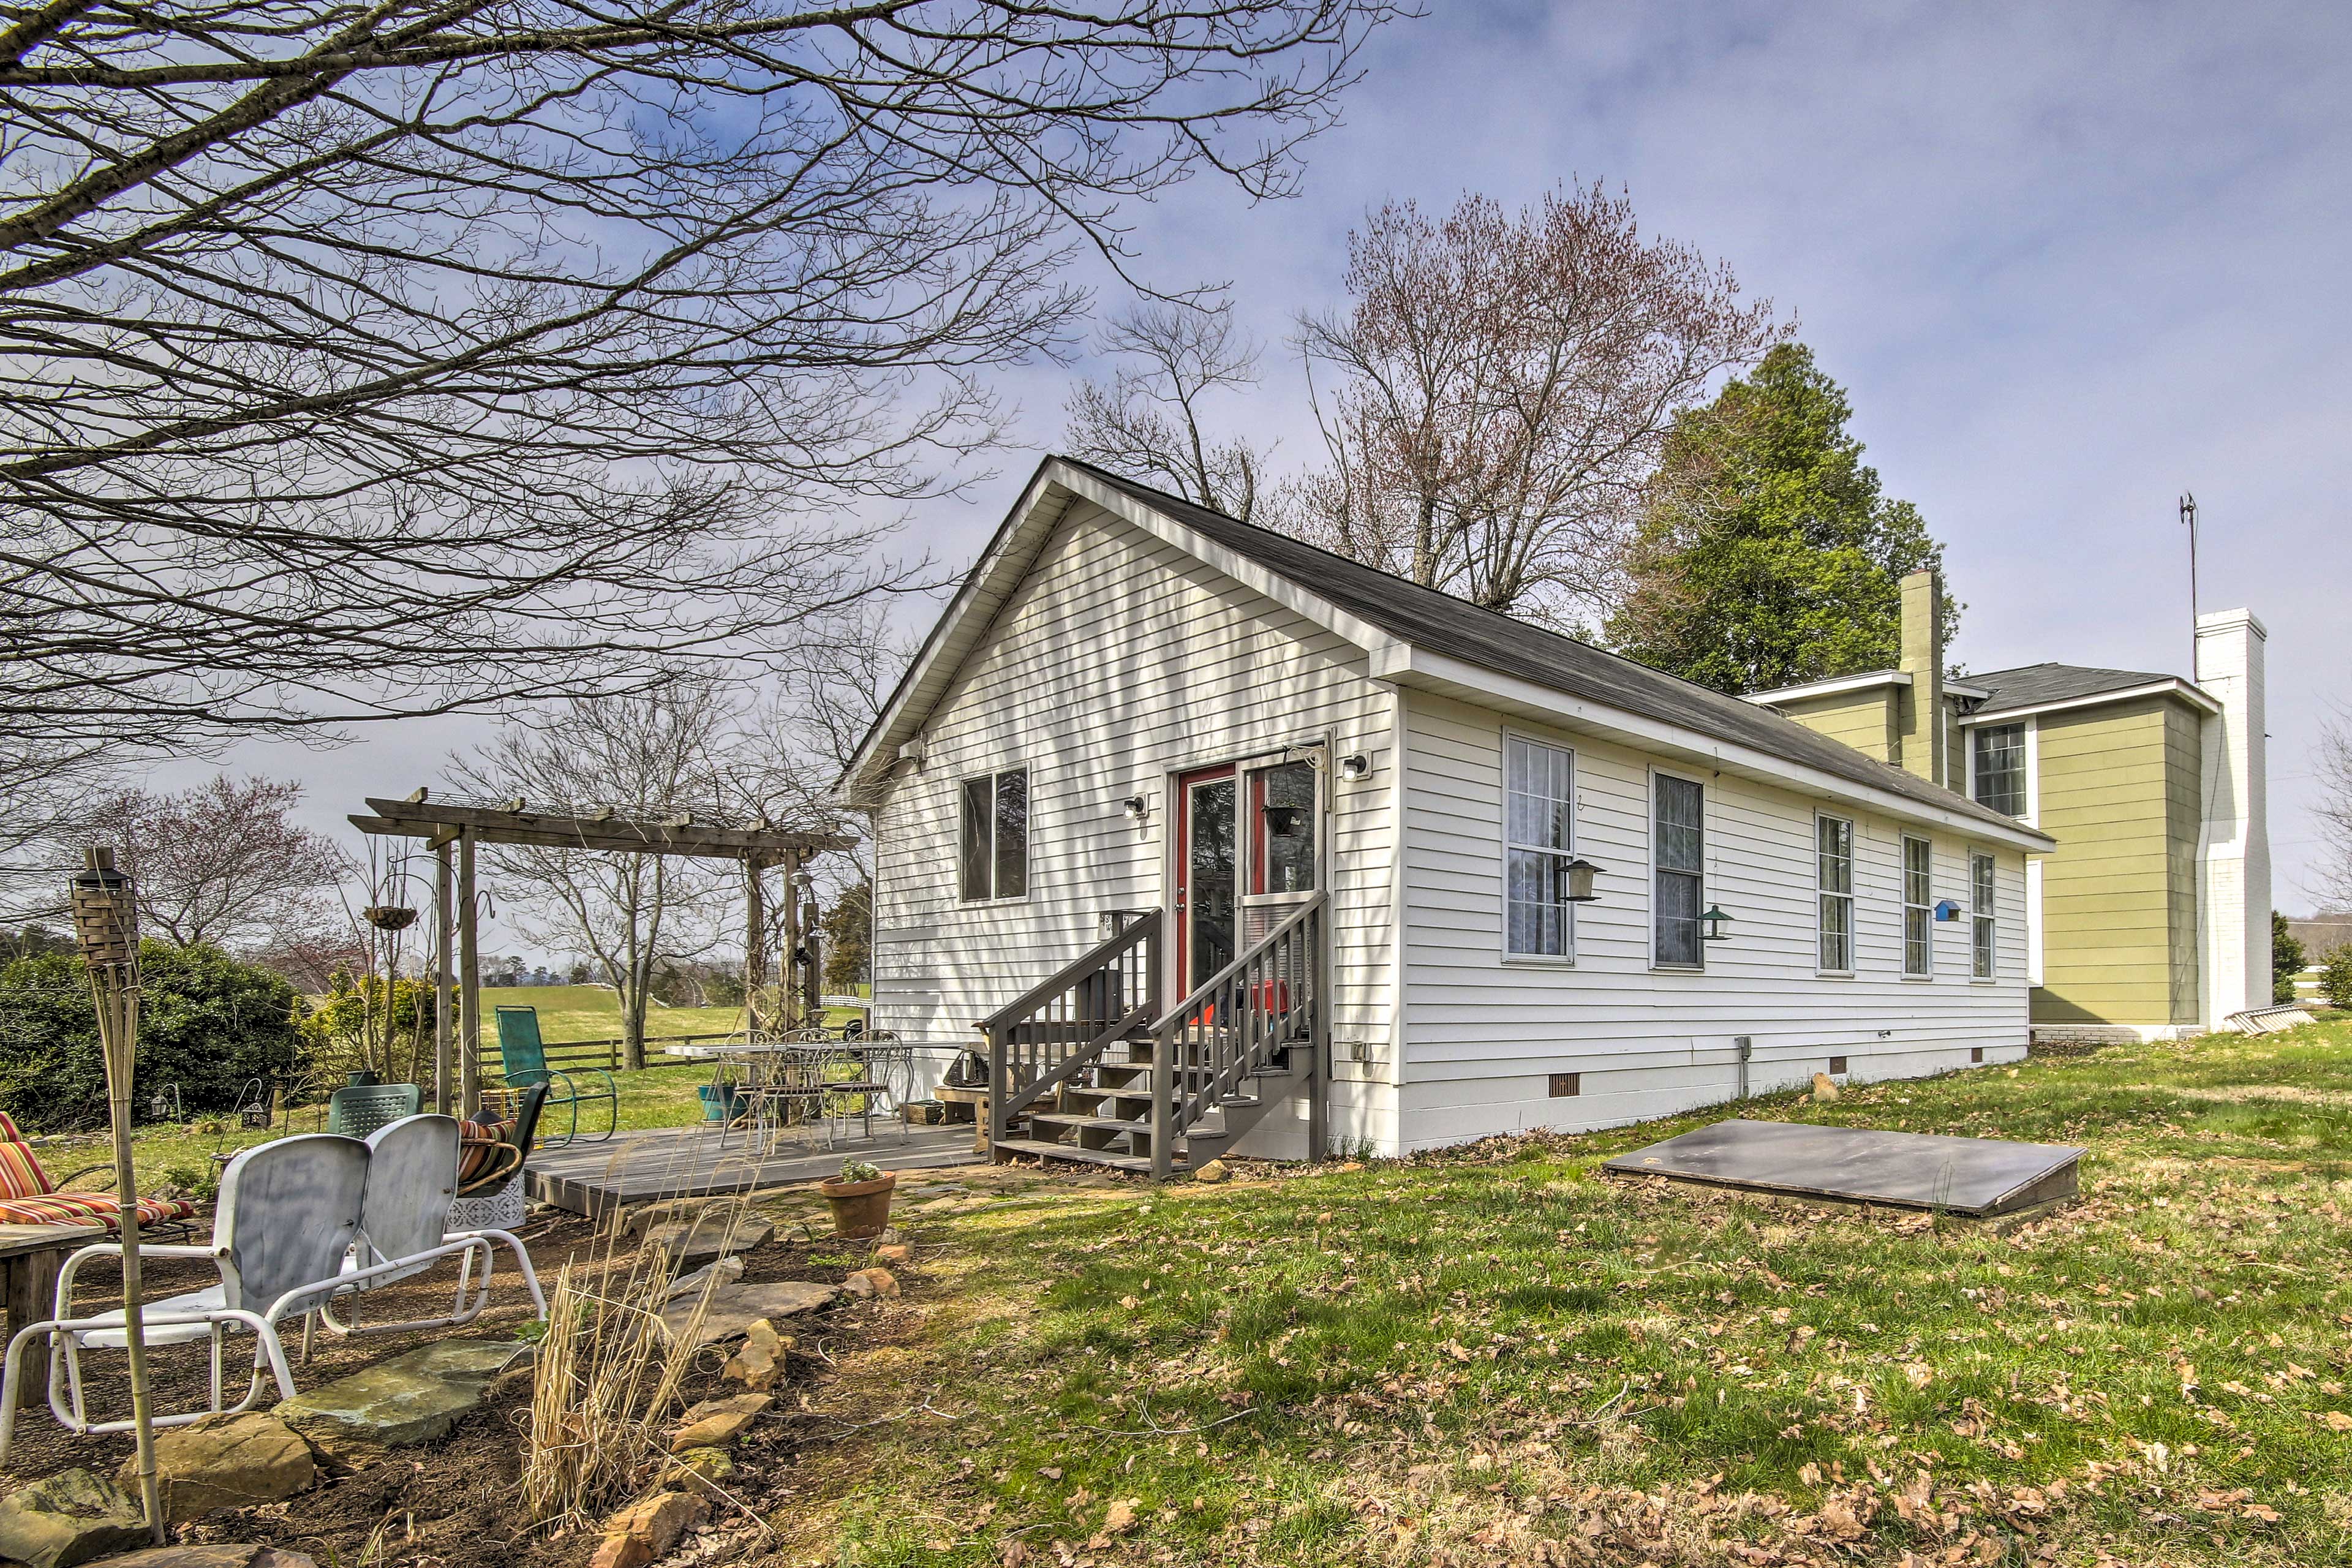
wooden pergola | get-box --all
[351,793,853,1115]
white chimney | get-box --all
[2195,608,2270,1027]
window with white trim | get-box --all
[1902,834,1932,977]
[1817,815,1854,973]
[957,767,1028,901]
[1972,724,2026,816]
[1971,850,1997,978]
[1504,734,1577,959]
[1654,774,1705,968]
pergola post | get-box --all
[458,829,481,1117]
[744,853,768,1043]
[432,839,454,1115]
[778,851,802,1031]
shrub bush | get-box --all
[2322,946,2352,1011]
[0,940,306,1131]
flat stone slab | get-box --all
[90,1548,316,1568]
[658,1280,840,1347]
[1601,1118,2083,1218]
[274,1339,531,1457]
[646,1215,774,1268]
[0,1469,147,1568]
[126,1412,315,1523]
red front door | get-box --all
[1174,765,1238,997]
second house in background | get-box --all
[1747,587,2269,1042]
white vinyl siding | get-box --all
[1817,815,1854,974]
[1502,733,1577,960]
[869,503,1398,1153]
[1398,690,2030,1152]
[1902,835,1934,977]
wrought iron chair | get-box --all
[326,1081,422,1137]
[494,1005,617,1146]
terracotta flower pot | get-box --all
[819,1172,897,1239]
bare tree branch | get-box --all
[1062,296,1269,519]
[1,0,1404,767]
[1282,184,1786,629]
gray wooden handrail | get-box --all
[1150,892,1326,1180]
[985,910,1164,1154]
[1146,891,1325,1038]
[978,910,1161,1035]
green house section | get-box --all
[1775,687,1898,763]
[2032,695,2203,1028]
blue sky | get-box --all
[183,1,2352,918]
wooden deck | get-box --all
[526,1124,984,1217]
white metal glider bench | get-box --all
[318,1112,546,1340]
[0,1118,543,1457]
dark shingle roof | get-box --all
[1066,459,2037,839]
[1967,662,2194,717]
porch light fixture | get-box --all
[1122,794,1149,823]
[1337,753,1370,780]
[1561,856,1602,903]
[1700,904,1735,942]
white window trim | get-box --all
[1900,832,1934,979]
[1500,728,1578,967]
[1649,765,1708,973]
[957,764,1032,905]
[1969,847,1997,983]
[1815,812,1855,978]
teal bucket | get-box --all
[698,1084,745,1122]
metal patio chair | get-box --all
[494,1005,616,1147]
[326,1081,422,1137]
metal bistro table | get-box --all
[665,1033,914,1152]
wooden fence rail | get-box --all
[472,1031,744,1071]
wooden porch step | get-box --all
[1027,1111,1151,1136]
[992,1136,1182,1174]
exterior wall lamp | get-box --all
[1562,856,1602,903]
[1701,905,1735,941]
[1122,794,1149,823]
[1337,754,1370,780]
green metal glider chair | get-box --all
[492,1005,617,1147]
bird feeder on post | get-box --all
[69,848,164,1544]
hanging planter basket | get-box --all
[363,905,418,932]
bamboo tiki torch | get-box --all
[69,848,164,1544]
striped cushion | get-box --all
[458,1118,514,1185]
[0,1192,197,1230]
[0,1112,55,1202]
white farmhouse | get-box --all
[840,459,2055,1169]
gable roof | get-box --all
[843,458,2052,849]
[1964,662,2215,720]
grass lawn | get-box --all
[793,1021,2352,1567]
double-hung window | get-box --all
[1971,851,1997,978]
[1504,734,1577,959]
[1654,774,1705,968]
[958,767,1028,901]
[1817,815,1855,973]
[1901,835,1933,977]
[1972,724,2026,817]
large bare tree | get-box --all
[78,776,347,950]
[1287,186,1785,627]
[2313,703,2352,913]
[0,0,1400,766]
[1063,299,1272,519]
[450,678,741,1068]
